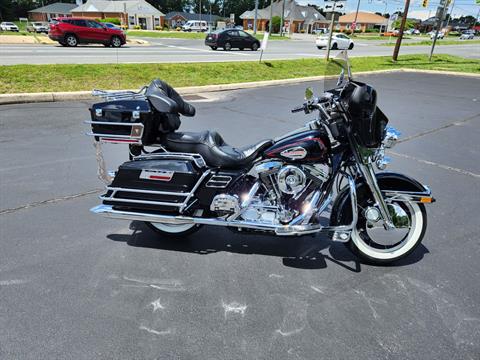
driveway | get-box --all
[0,72,479,359]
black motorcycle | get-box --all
[87,51,434,264]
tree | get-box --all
[393,18,415,30]
[147,0,191,13]
[271,15,280,33]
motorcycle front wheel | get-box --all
[349,200,427,264]
[331,186,427,265]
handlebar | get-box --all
[291,93,333,114]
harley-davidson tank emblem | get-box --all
[280,147,307,160]
[140,170,174,182]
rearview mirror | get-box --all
[304,87,314,101]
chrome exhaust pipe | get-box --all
[91,205,323,236]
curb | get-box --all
[1,69,478,106]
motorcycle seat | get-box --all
[145,79,196,117]
[165,131,273,168]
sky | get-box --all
[297,0,480,20]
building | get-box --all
[28,2,78,21]
[71,0,165,30]
[165,12,222,29]
[240,0,328,33]
[337,12,388,32]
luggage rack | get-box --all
[92,87,147,102]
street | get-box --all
[0,72,480,359]
[1,37,479,65]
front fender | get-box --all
[330,172,434,226]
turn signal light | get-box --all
[420,197,433,203]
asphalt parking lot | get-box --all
[1,37,479,65]
[0,72,479,359]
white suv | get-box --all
[182,20,208,32]
[0,22,20,32]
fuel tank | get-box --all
[264,129,330,163]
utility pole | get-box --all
[269,0,274,33]
[326,9,336,61]
[280,0,285,36]
[199,0,202,23]
[353,0,361,26]
[429,0,449,61]
[253,0,259,34]
[445,0,455,29]
[392,0,410,61]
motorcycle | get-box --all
[87,51,435,264]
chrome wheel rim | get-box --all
[66,36,76,46]
[112,37,121,47]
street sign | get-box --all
[324,1,346,12]
[435,6,446,20]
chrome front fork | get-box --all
[357,162,395,230]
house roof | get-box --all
[339,12,387,25]
[28,2,77,14]
[72,0,164,16]
[165,12,222,22]
[240,0,327,23]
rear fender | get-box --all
[330,172,434,226]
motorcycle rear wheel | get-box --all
[145,222,201,238]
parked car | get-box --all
[182,20,208,32]
[0,22,19,32]
[405,28,420,35]
[26,22,49,33]
[429,31,445,39]
[103,22,121,30]
[205,29,260,51]
[460,31,474,40]
[313,28,328,34]
[316,33,354,50]
[48,18,126,47]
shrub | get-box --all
[271,15,281,33]
[344,30,352,35]
[133,25,141,30]
[155,26,162,31]
[99,17,121,25]
[163,25,169,31]
[300,29,305,33]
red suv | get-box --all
[49,18,126,47]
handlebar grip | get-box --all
[291,106,304,113]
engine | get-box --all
[210,160,330,226]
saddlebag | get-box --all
[101,155,204,213]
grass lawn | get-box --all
[127,30,289,40]
[126,30,207,39]
[352,35,411,41]
[384,39,480,46]
[0,54,478,94]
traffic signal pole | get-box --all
[429,0,449,61]
[392,0,411,61]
